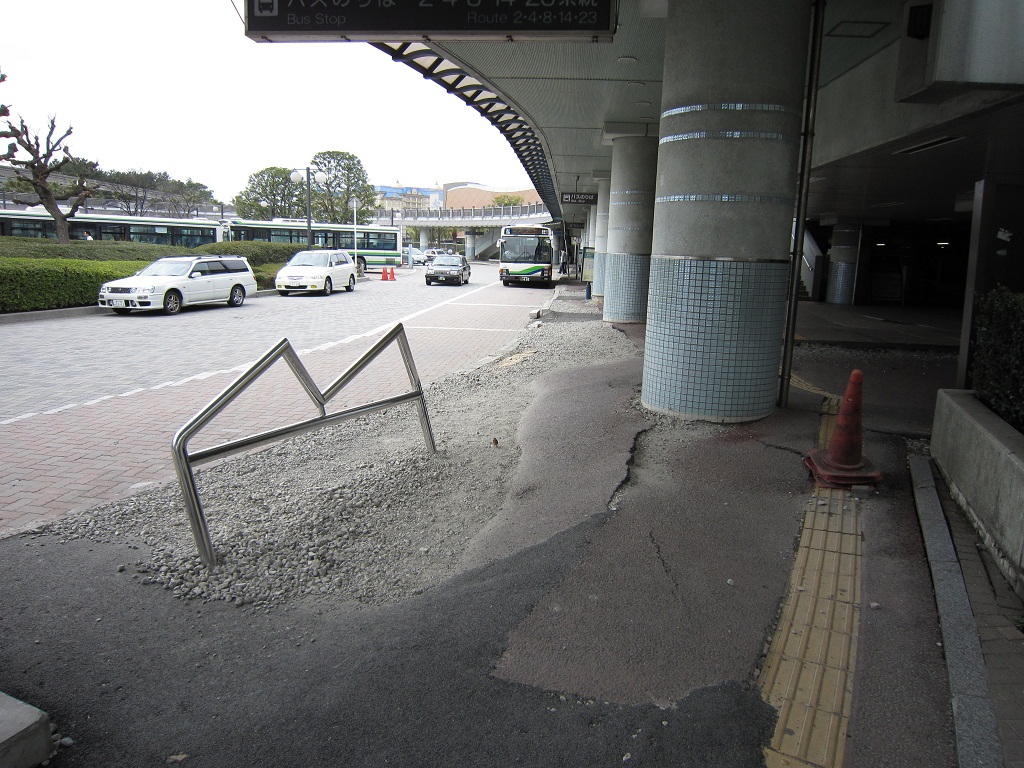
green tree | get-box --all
[1,109,95,243]
[310,150,376,224]
[234,166,303,219]
[491,193,524,206]
[160,178,214,218]
[103,169,170,216]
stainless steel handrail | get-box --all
[171,323,436,567]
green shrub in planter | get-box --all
[197,241,307,268]
[972,285,1024,433]
[0,236,194,262]
[0,258,149,313]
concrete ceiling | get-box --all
[374,0,1024,228]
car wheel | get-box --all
[163,290,182,315]
[426,278,432,285]
[457,274,464,285]
[228,285,246,307]
[112,308,131,315]
[346,274,355,292]
[322,277,333,296]
[502,280,509,286]
[278,290,290,296]
[465,273,470,284]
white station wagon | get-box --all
[275,249,356,296]
[98,255,257,315]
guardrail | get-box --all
[171,323,436,567]
[395,203,550,221]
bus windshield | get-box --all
[501,236,552,264]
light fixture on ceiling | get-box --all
[871,201,906,208]
[627,81,645,87]
[825,20,889,38]
[617,55,637,64]
[636,100,651,107]
[893,136,965,155]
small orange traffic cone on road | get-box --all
[388,267,396,281]
[804,369,883,488]
[380,268,388,281]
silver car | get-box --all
[98,255,257,315]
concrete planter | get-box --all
[931,389,1024,598]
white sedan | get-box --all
[276,250,357,296]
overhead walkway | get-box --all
[371,203,552,230]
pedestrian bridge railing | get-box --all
[372,203,551,226]
[171,323,436,568]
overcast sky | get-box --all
[0,0,535,201]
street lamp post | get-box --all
[350,196,359,273]
[290,167,327,249]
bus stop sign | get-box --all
[246,0,616,42]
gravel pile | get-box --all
[46,296,638,610]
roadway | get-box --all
[0,261,552,536]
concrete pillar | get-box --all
[465,231,477,260]
[592,176,611,297]
[826,221,861,305]
[642,0,811,421]
[419,230,429,250]
[604,130,658,323]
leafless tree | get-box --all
[1,112,95,243]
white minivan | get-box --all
[275,249,357,296]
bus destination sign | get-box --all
[246,0,616,42]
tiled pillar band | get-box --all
[826,222,860,305]
[642,0,810,421]
[605,135,658,323]
[593,177,611,297]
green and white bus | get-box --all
[226,218,402,273]
[497,224,555,287]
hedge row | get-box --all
[0,237,312,312]
[0,236,196,262]
[972,286,1024,433]
[197,241,306,267]
[0,258,149,313]
[0,236,305,266]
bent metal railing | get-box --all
[171,323,436,568]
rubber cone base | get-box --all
[804,449,882,488]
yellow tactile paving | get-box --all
[759,391,863,768]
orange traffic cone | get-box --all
[380,268,388,281]
[804,369,883,488]
[388,267,396,280]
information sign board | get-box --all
[246,0,616,41]
[560,192,598,205]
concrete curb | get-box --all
[0,691,51,768]
[909,455,1004,768]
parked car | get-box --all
[422,248,447,264]
[406,246,427,265]
[98,255,256,315]
[275,249,356,296]
[425,255,471,285]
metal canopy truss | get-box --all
[171,323,436,568]
[372,42,562,221]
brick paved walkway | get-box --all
[0,280,545,537]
